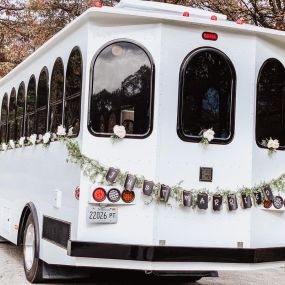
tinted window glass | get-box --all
[65,48,82,136]
[178,48,236,143]
[89,42,153,137]
[256,59,285,147]
[16,83,25,140]
[9,88,17,141]
[0,94,8,143]
[50,58,64,133]
[36,68,49,136]
[26,76,36,137]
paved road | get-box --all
[0,242,284,285]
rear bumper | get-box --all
[67,241,285,263]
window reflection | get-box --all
[90,42,153,136]
[9,88,17,141]
[16,83,25,140]
[26,76,36,137]
[36,68,49,136]
[178,49,235,142]
[50,58,64,133]
[65,48,82,136]
[0,94,8,143]
[256,59,285,147]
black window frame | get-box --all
[25,75,37,137]
[36,67,49,136]
[87,39,155,139]
[177,47,236,145]
[16,82,25,140]
[49,57,64,133]
[64,46,83,138]
[255,58,285,151]
[0,93,8,143]
[8,88,17,141]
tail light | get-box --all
[122,190,135,203]
[107,188,121,203]
[202,32,218,41]
[93,187,106,202]
[75,186,80,200]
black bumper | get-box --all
[67,241,285,263]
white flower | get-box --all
[67,127,74,137]
[57,125,66,136]
[29,134,37,145]
[267,138,279,150]
[202,128,215,142]
[19,137,25,147]
[43,132,51,144]
[9,140,15,149]
[1,143,7,151]
[113,125,126,139]
[52,133,57,140]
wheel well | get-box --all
[17,203,39,246]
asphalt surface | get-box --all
[0,242,284,285]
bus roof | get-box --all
[1,0,285,87]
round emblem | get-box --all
[263,199,272,209]
[107,188,121,203]
[273,196,284,209]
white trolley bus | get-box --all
[1,0,285,283]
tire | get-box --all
[23,213,43,283]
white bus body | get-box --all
[1,0,285,282]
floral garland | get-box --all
[2,125,285,210]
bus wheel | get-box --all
[23,213,43,283]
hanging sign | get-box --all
[228,194,238,211]
[106,167,120,183]
[143,180,154,196]
[197,193,208,210]
[183,191,193,207]
[263,185,274,200]
[241,194,252,209]
[160,185,171,202]
[212,194,223,211]
[124,174,137,191]
[254,191,262,205]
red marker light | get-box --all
[202,32,218,41]
[183,12,190,17]
[93,187,106,202]
[211,15,217,21]
[236,19,244,25]
[75,187,80,200]
[93,1,103,8]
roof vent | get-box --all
[116,0,227,20]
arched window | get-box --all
[89,41,154,138]
[256,59,285,148]
[16,82,25,140]
[36,68,49,136]
[0,94,8,143]
[50,58,64,133]
[8,88,17,141]
[178,48,236,144]
[65,48,82,136]
[26,76,36,137]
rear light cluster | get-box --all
[92,187,135,204]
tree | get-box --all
[0,0,284,77]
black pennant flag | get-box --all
[197,193,208,210]
[160,185,171,202]
[241,194,252,209]
[124,174,137,191]
[106,167,119,183]
[183,191,193,207]
[143,180,154,196]
[228,194,238,211]
[213,195,223,211]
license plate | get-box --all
[87,206,118,224]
